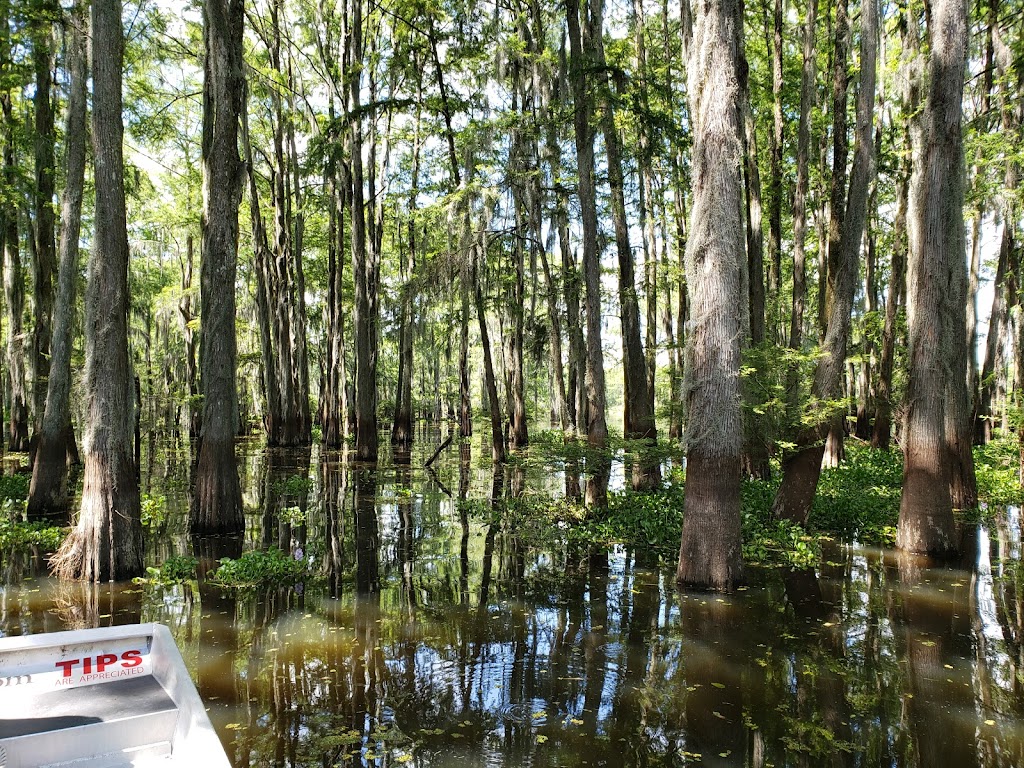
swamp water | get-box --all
[1,435,1024,767]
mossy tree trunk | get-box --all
[31,1,57,430]
[773,0,877,525]
[53,0,142,581]
[567,0,609,506]
[898,0,970,555]
[897,0,974,552]
[190,0,245,537]
[28,0,87,521]
[675,0,745,592]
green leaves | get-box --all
[209,547,313,588]
[140,554,198,584]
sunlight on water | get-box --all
[2,440,1024,766]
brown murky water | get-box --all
[2,437,1023,767]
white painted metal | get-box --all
[0,623,230,768]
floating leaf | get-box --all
[711,682,726,689]
[536,735,548,744]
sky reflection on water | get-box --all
[1,442,1023,767]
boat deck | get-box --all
[0,675,177,739]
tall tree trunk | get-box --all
[347,0,378,462]
[458,283,472,437]
[4,209,28,452]
[975,212,1013,444]
[32,2,57,427]
[53,0,142,581]
[974,9,1018,447]
[600,74,658,489]
[787,0,816,411]
[670,149,688,441]
[855,203,878,440]
[765,0,784,318]
[741,58,765,348]
[241,103,281,444]
[635,0,659,409]
[28,1,86,521]
[873,158,908,449]
[898,0,969,555]
[676,0,745,592]
[539,233,569,433]
[191,0,245,537]
[265,0,308,447]
[179,234,200,445]
[547,46,583,435]
[820,0,851,468]
[567,0,609,506]
[942,120,978,509]
[738,37,771,481]
[321,104,349,448]
[773,0,877,524]
[285,67,311,446]
[474,247,506,463]
[392,92,422,452]
[507,190,529,450]
[504,46,531,452]
[2,63,27,453]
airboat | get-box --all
[0,623,230,767]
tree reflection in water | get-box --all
[3,449,1024,767]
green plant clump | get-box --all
[808,445,903,540]
[0,474,30,506]
[462,439,1024,570]
[209,547,312,588]
[140,493,168,528]
[974,437,1024,508]
[141,554,199,584]
[272,474,313,497]
[0,518,66,553]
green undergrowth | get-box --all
[809,446,903,544]
[469,438,1024,569]
[0,517,66,553]
[974,437,1024,508]
[139,554,199,585]
[208,547,314,588]
[0,473,65,555]
[140,547,314,589]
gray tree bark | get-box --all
[347,0,379,462]
[773,0,877,524]
[898,0,970,555]
[28,1,87,521]
[53,0,143,580]
[190,0,245,536]
[676,0,746,592]
[32,1,57,427]
[786,0,816,403]
[2,69,28,453]
[567,0,610,506]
